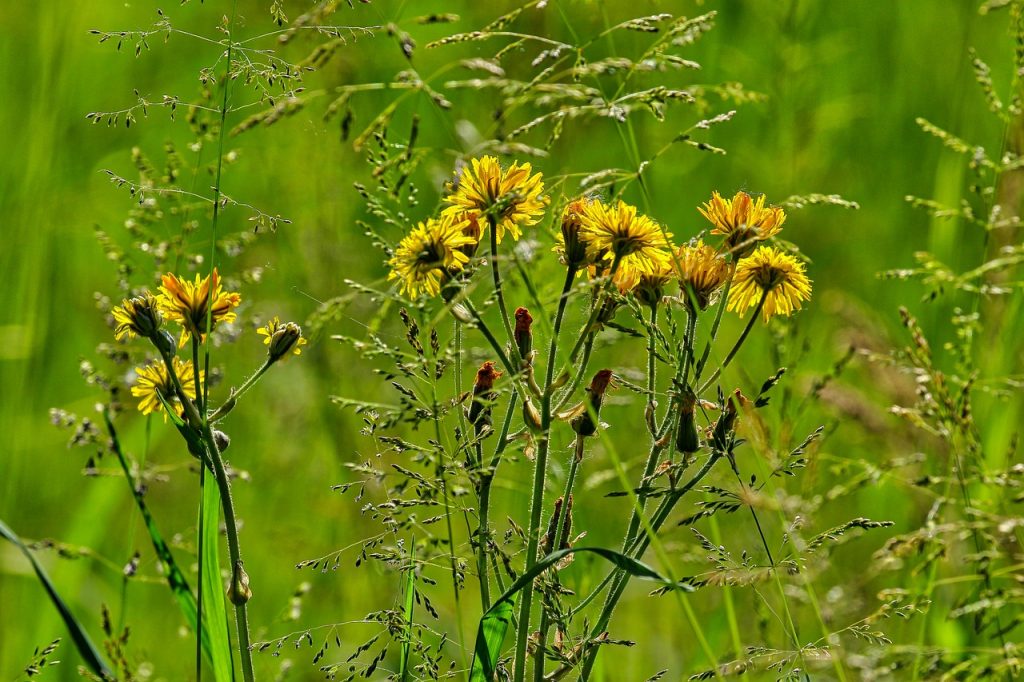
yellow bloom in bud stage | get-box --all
[677,240,732,310]
[387,215,477,298]
[442,156,546,243]
[257,316,307,361]
[553,198,593,269]
[728,246,812,322]
[699,190,785,256]
[131,357,202,418]
[112,293,162,341]
[579,200,673,278]
[157,269,241,348]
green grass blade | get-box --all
[468,546,693,681]
[0,517,114,680]
[399,556,416,682]
[200,471,236,682]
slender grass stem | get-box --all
[693,278,733,384]
[487,216,519,364]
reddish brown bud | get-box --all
[514,307,533,358]
[469,361,503,432]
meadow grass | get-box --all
[0,1,1022,681]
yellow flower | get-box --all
[553,198,594,269]
[257,316,307,360]
[112,293,162,341]
[579,199,673,277]
[615,257,674,306]
[728,246,812,322]
[157,269,241,348]
[442,156,546,243]
[131,356,201,418]
[676,240,732,310]
[699,190,785,255]
[387,215,477,298]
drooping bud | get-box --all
[571,369,614,437]
[227,561,252,605]
[522,397,543,433]
[469,361,502,434]
[213,429,231,453]
[514,307,533,359]
[675,388,700,456]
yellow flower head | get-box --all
[387,214,477,298]
[442,156,546,243]
[676,240,733,311]
[257,316,307,360]
[699,191,786,256]
[728,246,812,322]
[112,293,162,341]
[131,356,201,418]
[553,198,594,269]
[619,257,674,305]
[579,200,673,279]
[157,269,241,348]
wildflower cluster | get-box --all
[361,155,817,680]
[108,267,306,682]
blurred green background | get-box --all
[1,0,1020,680]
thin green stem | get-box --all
[478,393,519,612]
[693,278,733,384]
[209,361,272,423]
[697,291,767,395]
[488,216,519,364]
[565,255,622,364]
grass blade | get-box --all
[200,470,235,682]
[0,517,114,680]
[399,551,416,682]
[469,546,693,681]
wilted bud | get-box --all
[469,361,502,434]
[540,495,574,554]
[112,293,163,341]
[514,307,533,358]
[227,561,252,605]
[595,297,621,326]
[213,429,231,453]
[711,389,747,454]
[259,317,306,362]
[571,369,614,437]
[675,388,700,456]
[522,398,543,433]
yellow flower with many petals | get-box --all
[131,356,201,418]
[728,246,812,322]
[112,293,162,341]
[579,199,673,278]
[699,190,785,256]
[157,269,241,348]
[388,215,477,298]
[257,316,307,360]
[676,240,733,311]
[442,156,546,243]
[619,257,674,306]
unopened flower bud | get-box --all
[675,388,700,456]
[558,199,590,268]
[523,398,543,433]
[514,307,533,359]
[227,561,252,605]
[540,495,574,554]
[469,361,502,434]
[712,389,748,454]
[213,429,231,453]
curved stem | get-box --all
[209,361,272,423]
[696,290,767,395]
[693,277,733,384]
[553,332,594,412]
[565,255,622,364]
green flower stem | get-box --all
[533,436,585,682]
[693,277,733,384]
[191,337,206,682]
[565,254,623,364]
[512,266,577,682]
[487,215,520,366]
[198,420,255,682]
[553,331,594,412]
[696,290,767,395]
[646,303,658,417]
[578,452,723,679]
[476,394,518,610]
[209,361,273,423]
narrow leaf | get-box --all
[469,546,693,681]
[0,517,114,680]
[201,469,235,682]
[399,556,416,681]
